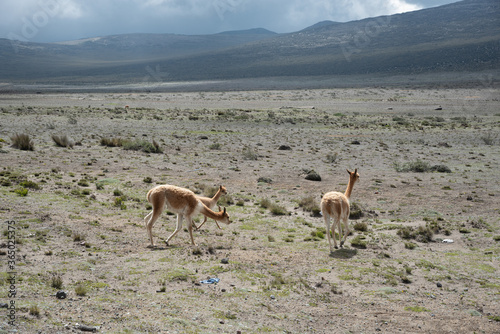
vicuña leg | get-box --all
[324,213,338,251]
[165,213,184,246]
[145,205,164,247]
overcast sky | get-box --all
[1,0,458,43]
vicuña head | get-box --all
[216,205,231,225]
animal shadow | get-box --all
[329,248,358,259]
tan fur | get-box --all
[320,168,359,252]
[144,184,231,247]
[194,185,228,230]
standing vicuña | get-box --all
[320,169,359,252]
[195,185,227,230]
[144,184,231,247]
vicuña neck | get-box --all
[201,204,223,221]
[213,188,223,201]
[344,177,356,199]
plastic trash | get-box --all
[200,278,220,284]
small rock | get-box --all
[221,258,229,264]
[270,295,276,300]
[305,171,321,182]
[56,291,67,299]
[437,282,443,288]
[278,145,291,150]
[0,303,8,308]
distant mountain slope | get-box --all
[0,0,498,84]
[0,28,277,82]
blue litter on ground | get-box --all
[200,278,220,284]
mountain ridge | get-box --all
[1,0,498,86]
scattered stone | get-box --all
[278,145,292,150]
[305,170,321,182]
[270,295,276,300]
[430,164,452,173]
[221,258,229,264]
[351,140,361,145]
[56,291,67,299]
[257,177,272,184]
[199,136,208,140]
[437,282,443,288]
[0,303,8,308]
[76,323,99,332]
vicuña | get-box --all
[320,168,359,252]
[144,184,231,247]
[195,185,228,230]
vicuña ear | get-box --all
[354,168,358,174]
[218,205,222,211]
[346,169,352,174]
[223,207,226,214]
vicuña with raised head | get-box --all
[195,185,227,230]
[320,168,359,252]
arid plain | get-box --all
[1,86,499,333]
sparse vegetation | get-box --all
[11,133,34,151]
[123,139,162,153]
[100,137,124,147]
[51,276,63,289]
[242,146,258,160]
[1,88,498,333]
[75,284,87,296]
[298,196,321,216]
[52,134,74,148]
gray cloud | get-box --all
[0,0,458,42]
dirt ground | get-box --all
[0,87,499,333]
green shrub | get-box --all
[14,188,28,196]
[20,180,40,189]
